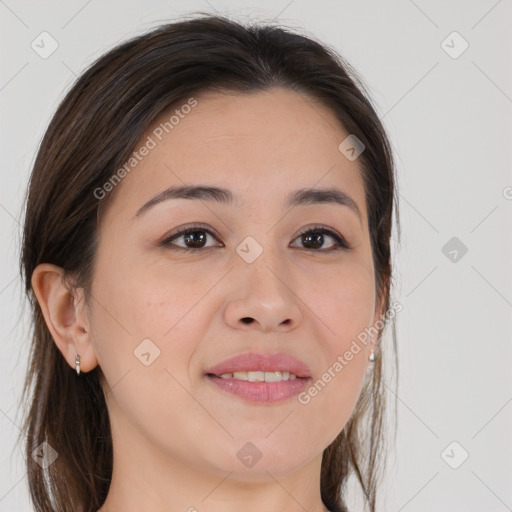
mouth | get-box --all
[204,351,312,378]
[204,352,312,403]
[205,373,311,403]
[208,370,301,382]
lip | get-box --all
[206,375,310,403]
[204,352,312,404]
[204,352,312,378]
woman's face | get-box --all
[87,88,381,479]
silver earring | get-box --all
[75,353,81,375]
[369,349,377,363]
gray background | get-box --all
[1,1,511,511]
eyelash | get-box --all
[159,223,353,253]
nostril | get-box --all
[241,317,253,324]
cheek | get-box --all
[310,255,376,343]
[87,261,205,446]
[91,250,202,337]
[299,260,375,432]
[88,253,217,385]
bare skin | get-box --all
[32,88,383,512]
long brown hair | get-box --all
[18,13,399,512]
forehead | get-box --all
[101,88,367,223]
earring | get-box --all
[369,348,377,363]
[75,353,81,375]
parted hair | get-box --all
[19,13,399,512]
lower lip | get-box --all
[206,375,310,403]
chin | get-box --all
[206,437,313,479]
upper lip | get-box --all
[205,352,312,378]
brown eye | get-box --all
[160,224,223,252]
[291,227,352,251]
[160,224,352,253]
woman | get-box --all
[19,13,399,512]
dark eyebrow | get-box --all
[134,185,237,217]
[287,187,362,224]
[134,184,362,223]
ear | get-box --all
[31,263,98,373]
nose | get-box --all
[223,252,304,333]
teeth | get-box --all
[218,371,298,382]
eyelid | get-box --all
[159,222,352,251]
[293,224,353,250]
[158,222,223,250]
[160,222,221,241]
